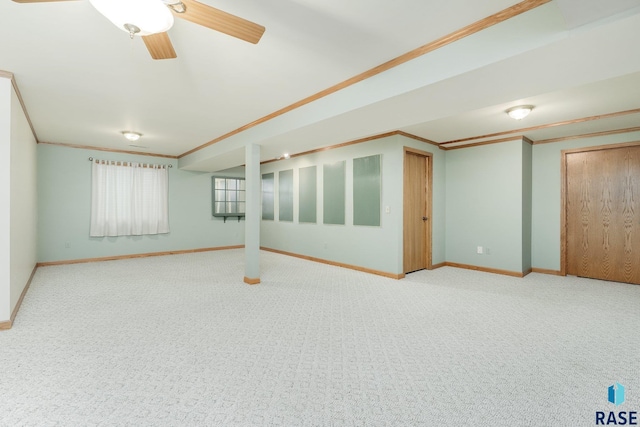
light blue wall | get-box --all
[445,139,526,273]
[37,130,640,275]
[260,135,445,275]
[37,144,245,263]
[531,131,640,271]
[522,140,532,272]
[443,133,640,275]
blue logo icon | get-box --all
[609,383,626,406]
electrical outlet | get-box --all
[64,242,71,249]
[385,206,390,214]
[485,247,491,255]
[476,246,483,254]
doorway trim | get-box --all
[560,140,640,276]
[403,146,433,273]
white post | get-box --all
[0,77,11,322]
[244,143,261,284]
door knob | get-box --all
[422,216,428,221]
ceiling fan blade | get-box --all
[12,0,79,2]
[174,0,265,44]
[142,32,177,60]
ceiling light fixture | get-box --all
[283,153,291,159]
[506,105,534,120]
[122,131,142,142]
[89,0,174,38]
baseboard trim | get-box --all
[444,262,529,278]
[431,262,446,269]
[0,265,38,331]
[36,245,245,267]
[531,268,563,276]
[261,247,404,279]
[244,277,261,285]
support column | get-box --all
[0,73,37,328]
[0,77,11,324]
[244,143,261,284]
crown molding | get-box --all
[0,69,39,143]
[440,108,640,146]
[38,141,179,159]
[179,0,552,159]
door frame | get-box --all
[403,146,433,272]
[560,140,640,276]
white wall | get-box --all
[0,76,37,324]
[10,88,37,313]
[0,78,11,322]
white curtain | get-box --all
[90,160,170,237]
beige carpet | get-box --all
[1,249,638,426]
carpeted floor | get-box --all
[1,249,638,426]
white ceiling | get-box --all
[1,0,640,171]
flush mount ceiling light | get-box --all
[122,131,142,142]
[506,105,534,120]
[283,153,291,159]
[89,0,175,37]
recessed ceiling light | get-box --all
[122,131,142,142]
[506,105,534,120]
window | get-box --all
[212,176,245,221]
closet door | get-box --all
[403,148,432,274]
[566,145,640,284]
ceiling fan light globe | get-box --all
[90,0,174,36]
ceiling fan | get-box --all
[12,0,266,60]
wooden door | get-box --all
[566,145,640,284]
[403,148,432,273]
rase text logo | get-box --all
[596,383,637,425]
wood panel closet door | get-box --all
[403,149,432,274]
[566,145,640,284]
